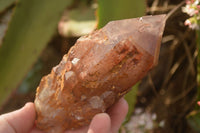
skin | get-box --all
[0,98,128,133]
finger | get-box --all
[65,126,88,133]
[88,113,111,133]
[0,102,36,133]
[0,116,15,133]
[107,98,128,133]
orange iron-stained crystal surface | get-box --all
[34,15,166,133]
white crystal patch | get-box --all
[65,71,74,80]
[72,58,80,65]
[89,96,104,109]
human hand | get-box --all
[0,98,128,133]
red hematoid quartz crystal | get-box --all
[35,15,166,133]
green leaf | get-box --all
[97,0,146,28]
[0,0,72,106]
[124,83,139,124]
[0,10,12,45]
[58,2,96,37]
[0,0,15,13]
[187,111,200,132]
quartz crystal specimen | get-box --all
[35,15,166,133]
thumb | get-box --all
[0,102,36,133]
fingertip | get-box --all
[23,102,35,113]
[108,98,129,117]
[88,113,111,133]
[119,98,129,114]
[93,113,111,122]
[22,102,36,121]
[24,102,34,108]
[108,98,129,133]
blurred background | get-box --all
[0,0,199,132]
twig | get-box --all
[183,40,196,76]
[148,74,159,97]
[146,5,176,13]
[170,82,196,104]
[150,0,159,14]
[165,1,185,21]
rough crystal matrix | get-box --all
[35,15,166,133]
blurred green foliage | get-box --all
[187,111,200,132]
[59,1,96,37]
[97,0,146,28]
[0,0,15,13]
[0,0,72,106]
[124,83,139,124]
